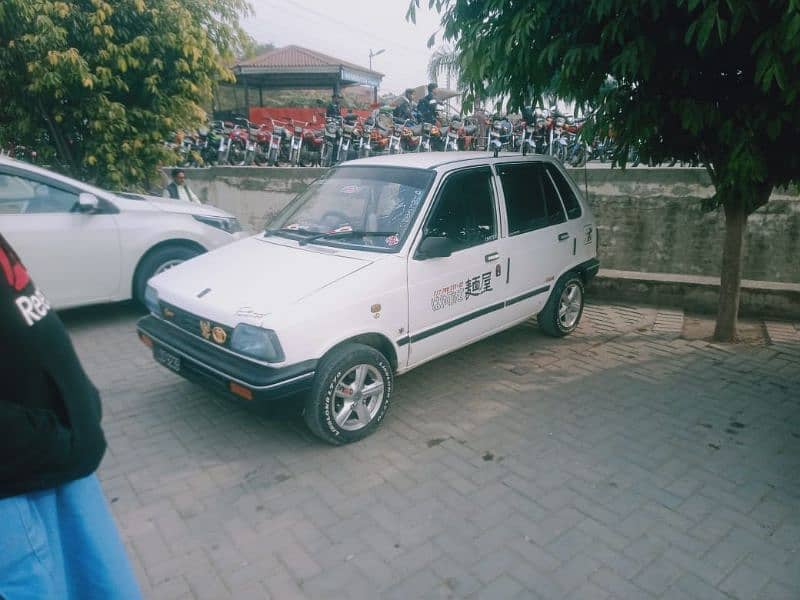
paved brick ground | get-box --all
[62,302,800,600]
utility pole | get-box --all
[369,48,385,106]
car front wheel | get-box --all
[537,273,585,337]
[304,343,393,445]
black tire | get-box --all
[537,273,585,337]
[321,144,333,167]
[133,245,203,304]
[304,343,393,445]
[268,146,279,166]
[228,141,246,166]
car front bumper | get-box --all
[137,315,316,404]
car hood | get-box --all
[143,196,235,218]
[151,236,375,324]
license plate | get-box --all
[155,347,181,372]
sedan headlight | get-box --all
[230,324,284,362]
[193,215,242,234]
[144,284,160,315]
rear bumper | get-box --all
[137,315,315,403]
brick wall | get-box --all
[181,166,800,284]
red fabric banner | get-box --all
[249,107,374,127]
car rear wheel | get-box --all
[133,245,203,304]
[304,343,393,445]
[537,273,585,337]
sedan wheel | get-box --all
[133,245,203,305]
[154,258,185,276]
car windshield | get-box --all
[266,166,434,251]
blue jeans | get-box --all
[0,474,141,599]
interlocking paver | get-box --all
[59,301,800,599]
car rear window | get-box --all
[497,163,566,235]
[545,164,582,220]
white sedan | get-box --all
[0,156,245,310]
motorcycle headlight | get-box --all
[193,215,242,234]
[230,324,284,362]
[144,284,160,315]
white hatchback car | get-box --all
[0,157,245,309]
[138,153,599,444]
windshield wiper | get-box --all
[264,227,314,237]
[298,230,398,246]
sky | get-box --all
[242,0,446,96]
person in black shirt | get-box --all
[0,233,141,599]
[417,82,438,124]
[326,93,343,119]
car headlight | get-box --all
[144,285,160,315]
[230,324,284,362]
[193,215,242,234]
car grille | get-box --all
[159,302,233,350]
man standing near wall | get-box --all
[164,168,201,204]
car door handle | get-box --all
[485,252,500,263]
[558,232,570,241]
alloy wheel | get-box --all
[332,364,385,431]
[558,282,583,329]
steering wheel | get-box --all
[321,210,350,227]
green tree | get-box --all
[0,0,250,189]
[408,0,800,342]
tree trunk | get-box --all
[37,99,74,169]
[713,197,747,342]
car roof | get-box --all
[0,155,118,199]
[342,151,561,171]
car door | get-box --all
[544,162,595,264]
[495,161,571,321]
[0,169,122,308]
[406,166,509,367]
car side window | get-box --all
[545,163,582,220]
[0,173,79,214]
[424,168,496,250]
[497,163,566,236]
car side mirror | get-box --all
[416,235,452,259]
[77,192,100,214]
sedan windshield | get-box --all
[266,166,434,251]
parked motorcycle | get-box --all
[288,121,305,166]
[488,114,513,157]
[299,124,324,166]
[358,116,376,158]
[267,119,289,166]
[444,116,462,151]
[418,122,433,152]
[400,119,422,153]
[226,118,255,166]
[320,117,341,167]
[338,114,359,163]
